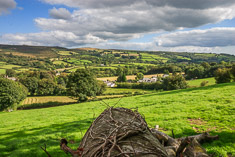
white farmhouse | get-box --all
[138,76,158,83]
[162,74,169,78]
[103,80,115,87]
[5,76,17,81]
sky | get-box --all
[0,0,235,55]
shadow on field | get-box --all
[141,82,235,98]
[0,118,93,157]
[174,128,235,156]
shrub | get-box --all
[67,69,106,102]
[215,68,232,84]
[200,81,209,87]
[162,74,187,90]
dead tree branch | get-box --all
[40,144,52,157]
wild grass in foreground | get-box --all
[0,82,234,156]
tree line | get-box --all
[0,69,106,111]
[117,74,187,90]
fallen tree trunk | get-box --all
[57,107,219,157]
[78,107,168,157]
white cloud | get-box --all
[155,27,235,47]
[90,41,155,50]
[1,31,106,47]
[1,0,235,54]
[49,7,71,20]
[0,0,16,15]
[42,0,235,9]
[35,0,235,41]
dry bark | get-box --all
[78,107,168,157]
[55,107,219,157]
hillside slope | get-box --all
[1,44,235,62]
[0,44,66,58]
[0,82,234,156]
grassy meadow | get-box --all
[104,88,153,95]
[57,51,77,56]
[0,82,234,156]
[0,69,6,74]
[187,77,216,87]
[0,64,21,69]
[141,53,168,62]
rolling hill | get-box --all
[1,44,235,63]
[0,44,66,58]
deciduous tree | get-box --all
[0,78,28,111]
[67,69,106,102]
[163,74,187,90]
[215,68,232,83]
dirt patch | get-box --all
[188,118,207,132]
[188,119,217,132]
[206,127,217,132]
[188,118,206,125]
[4,52,36,57]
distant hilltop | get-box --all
[0,44,234,63]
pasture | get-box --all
[104,88,153,95]
[53,61,68,65]
[187,77,216,87]
[66,58,92,65]
[0,64,21,69]
[0,61,6,65]
[0,82,234,156]
[57,51,77,56]
[111,63,156,67]
[176,56,191,60]
[141,53,168,62]
[0,69,6,74]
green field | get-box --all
[176,55,191,60]
[57,51,76,56]
[111,63,157,67]
[66,58,92,65]
[0,63,22,74]
[0,69,6,74]
[0,83,234,156]
[187,77,216,87]
[80,60,92,64]
[69,67,85,72]
[53,60,68,65]
[0,64,21,69]
[141,53,168,62]
[130,63,157,66]
[0,61,6,65]
[104,88,153,95]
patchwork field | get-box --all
[97,73,165,81]
[66,58,92,65]
[0,63,24,74]
[141,53,168,62]
[0,64,21,69]
[52,60,68,65]
[0,82,234,156]
[104,88,153,95]
[57,51,77,56]
[176,55,191,60]
[111,63,157,67]
[23,96,77,105]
